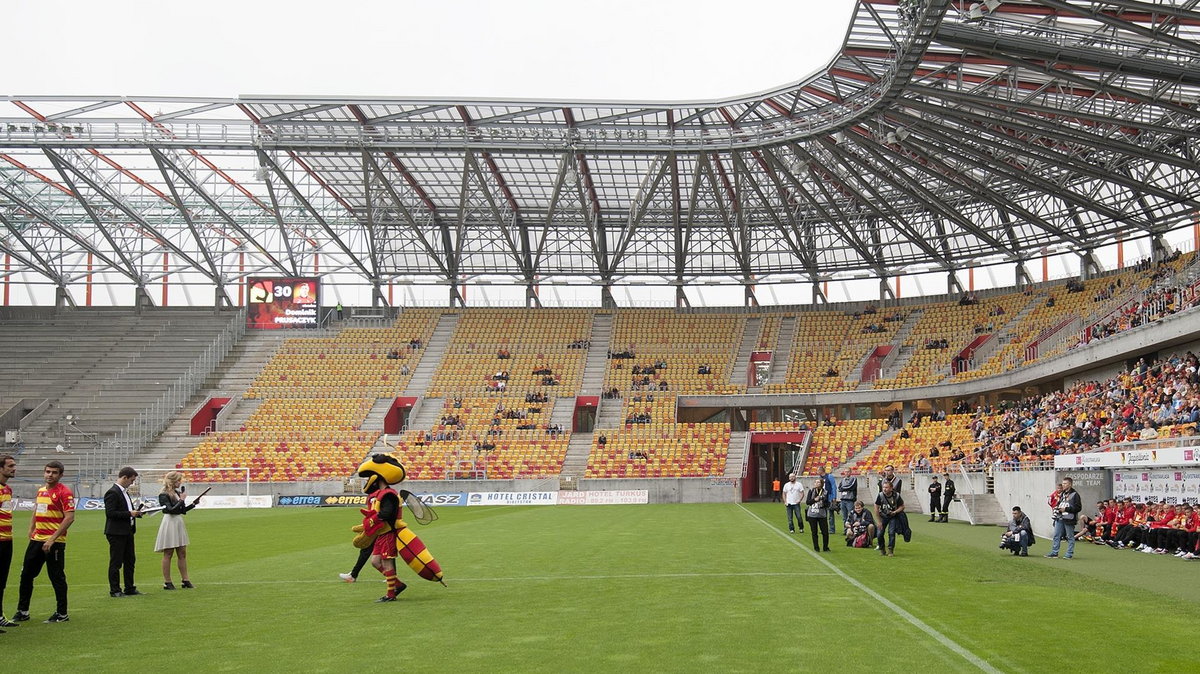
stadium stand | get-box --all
[180,398,378,481]
[385,309,589,479]
[0,308,241,471]
[247,310,440,398]
[765,308,904,393]
[802,418,890,475]
[389,395,569,480]
[426,308,591,397]
[178,310,440,481]
[585,310,745,478]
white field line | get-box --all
[738,503,1000,674]
[70,571,836,589]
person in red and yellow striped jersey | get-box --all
[13,460,74,624]
[0,454,17,630]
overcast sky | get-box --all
[9,0,858,101]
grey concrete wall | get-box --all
[993,469,1059,539]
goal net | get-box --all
[129,467,257,509]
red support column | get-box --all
[894,276,901,298]
[1117,235,1124,269]
[314,252,320,275]
[388,282,394,306]
[1042,256,1049,282]
[238,251,245,306]
[162,252,169,306]
[86,252,93,306]
[968,267,975,291]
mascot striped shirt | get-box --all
[32,482,74,542]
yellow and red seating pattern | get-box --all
[585,422,730,478]
[603,309,745,395]
[757,314,785,351]
[802,418,890,474]
[856,414,979,475]
[765,310,902,394]
[389,396,569,479]
[426,308,590,397]
[588,310,747,476]
[179,398,378,481]
[873,294,1024,390]
[246,311,439,398]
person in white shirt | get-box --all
[782,473,805,534]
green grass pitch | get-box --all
[4,502,1198,672]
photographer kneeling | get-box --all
[844,500,876,548]
[1000,506,1034,557]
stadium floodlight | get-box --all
[984,0,1001,11]
[967,3,984,20]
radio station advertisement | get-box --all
[556,490,649,506]
[246,277,320,329]
[1113,470,1200,505]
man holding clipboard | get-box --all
[104,467,144,598]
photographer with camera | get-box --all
[1000,506,1033,556]
[804,478,832,552]
[874,480,908,557]
[836,470,858,532]
[1045,477,1082,559]
[844,500,876,548]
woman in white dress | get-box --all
[155,471,201,590]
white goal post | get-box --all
[129,467,254,508]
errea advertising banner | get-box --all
[276,493,467,507]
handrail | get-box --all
[81,311,246,479]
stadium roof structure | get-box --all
[3,0,1200,307]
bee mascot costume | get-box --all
[353,454,445,602]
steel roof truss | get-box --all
[0,181,139,284]
[0,211,61,283]
[43,147,219,282]
[151,151,232,304]
[256,150,372,279]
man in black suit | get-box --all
[104,467,144,597]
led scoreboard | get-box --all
[246,277,320,329]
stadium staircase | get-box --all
[960,294,1045,374]
[595,398,624,430]
[363,398,397,454]
[874,311,924,382]
[134,330,291,471]
[840,427,900,476]
[549,396,575,429]
[765,315,797,387]
[403,312,459,397]
[407,398,445,431]
[731,317,762,390]
[722,430,749,478]
[0,310,242,474]
[957,492,1009,526]
[581,312,613,396]
[559,433,593,487]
